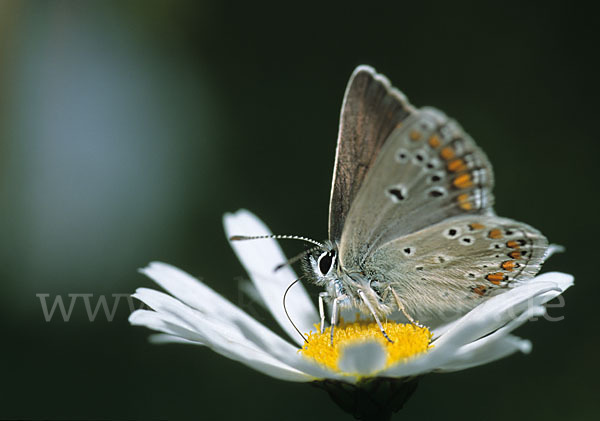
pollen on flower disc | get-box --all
[299,319,432,375]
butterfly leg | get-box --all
[389,288,423,328]
[318,292,329,334]
[330,294,347,345]
[357,289,394,343]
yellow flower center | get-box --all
[300,319,432,373]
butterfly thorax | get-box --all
[303,240,398,316]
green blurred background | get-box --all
[0,1,597,419]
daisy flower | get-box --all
[129,209,573,419]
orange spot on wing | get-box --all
[472,286,487,296]
[440,146,455,160]
[488,229,503,239]
[506,240,520,248]
[457,193,472,210]
[453,173,473,189]
[501,260,516,271]
[447,159,467,172]
[486,272,506,285]
[469,223,485,230]
[508,251,522,259]
[410,130,421,141]
[428,135,441,148]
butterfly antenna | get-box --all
[273,245,322,272]
[283,277,308,344]
[230,234,324,248]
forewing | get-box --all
[328,66,414,242]
[339,107,495,261]
[365,215,549,322]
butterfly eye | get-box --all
[317,251,336,275]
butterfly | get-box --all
[233,65,550,343]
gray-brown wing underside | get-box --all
[363,215,549,322]
[328,66,414,242]
[339,107,496,263]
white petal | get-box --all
[382,274,572,378]
[436,305,545,372]
[130,307,312,382]
[130,309,206,342]
[139,263,300,358]
[437,335,531,372]
[531,272,574,303]
[432,272,573,339]
[533,271,573,292]
[433,272,573,349]
[381,328,526,378]
[149,333,202,345]
[287,353,352,381]
[545,244,565,259]
[132,281,334,380]
[337,340,387,376]
[379,344,454,378]
[132,288,263,346]
[223,209,319,345]
[239,280,267,309]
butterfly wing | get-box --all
[338,106,497,262]
[363,215,549,322]
[328,66,414,242]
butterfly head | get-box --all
[304,240,339,287]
